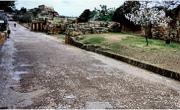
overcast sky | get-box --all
[15,0,124,17]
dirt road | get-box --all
[0,22,180,109]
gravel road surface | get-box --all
[0,22,180,109]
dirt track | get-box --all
[0,22,180,109]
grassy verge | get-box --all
[79,33,180,72]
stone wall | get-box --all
[65,21,121,37]
[151,25,169,40]
[30,20,121,36]
[151,24,180,42]
[31,20,66,34]
[169,25,180,42]
[45,23,67,34]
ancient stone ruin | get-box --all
[65,21,121,37]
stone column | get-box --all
[32,23,35,31]
[40,23,43,31]
[36,23,39,31]
[34,23,37,31]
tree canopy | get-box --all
[77,9,91,23]
[0,1,15,12]
[125,1,178,45]
[90,5,115,21]
[112,1,141,32]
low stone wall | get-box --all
[66,36,180,81]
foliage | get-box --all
[0,1,15,11]
[20,7,27,14]
[91,5,115,21]
[126,4,171,26]
[152,1,179,14]
[158,0,180,11]
[18,14,32,23]
[28,8,41,18]
[125,1,172,45]
[32,8,41,18]
[77,9,91,23]
[112,1,141,31]
[162,2,180,28]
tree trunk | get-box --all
[144,24,152,46]
[144,25,152,38]
[145,36,149,46]
[165,27,172,45]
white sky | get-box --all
[15,0,125,17]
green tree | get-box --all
[112,1,141,32]
[20,7,27,14]
[91,5,115,21]
[77,9,91,23]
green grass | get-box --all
[79,33,180,72]
[106,42,123,53]
[80,33,180,53]
[80,33,180,51]
[119,36,180,51]
[80,35,105,45]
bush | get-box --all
[18,14,32,23]
[77,9,91,23]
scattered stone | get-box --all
[64,94,76,99]
[65,21,120,37]
[63,94,77,105]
